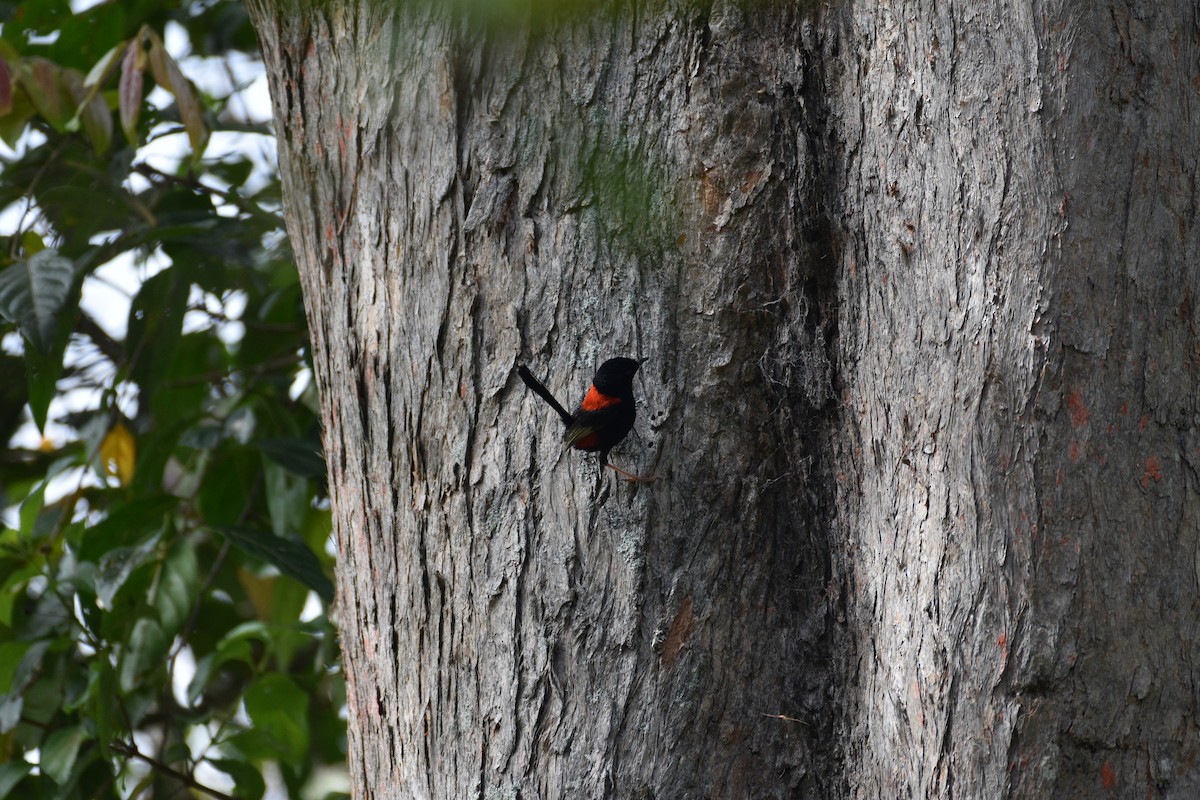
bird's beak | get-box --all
[637,357,648,365]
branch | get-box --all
[110,741,238,800]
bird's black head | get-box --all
[592,357,645,396]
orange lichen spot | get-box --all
[1069,440,1083,464]
[1119,402,1130,416]
[1100,760,1116,790]
[660,596,696,666]
[1138,415,1150,432]
[581,385,620,412]
[1066,389,1089,428]
[1142,456,1163,488]
[997,633,1008,650]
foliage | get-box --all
[0,1,345,798]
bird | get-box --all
[517,357,655,482]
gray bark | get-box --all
[247,0,1200,797]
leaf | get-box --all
[0,642,29,694]
[0,566,36,627]
[86,661,115,752]
[40,724,88,785]
[61,67,112,156]
[22,304,73,432]
[78,495,173,563]
[95,533,160,610]
[126,269,189,397]
[0,250,76,354]
[20,230,44,255]
[84,42,123,88]
[119,617,168,692]
[213,525,334,603]
[118,38,142,145]
[0,87,35,148]
[18,57,68,130]
[147,29,208,157]
[208,758,265,800]
[0,640,49,733]
[0,695,20,736]
[258,437,326,480]
[242,673,308,766]
[263,459,306,540]
[157,539,197,635]
[99,422,136,486]
[0,761,31,799]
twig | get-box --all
[110,740,237,800]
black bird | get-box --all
[517,357,654,482]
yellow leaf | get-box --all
[237,567,275,622]
[100,422,136,485]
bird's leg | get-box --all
[605,462,657,483]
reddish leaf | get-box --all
[118,38,143,145]
[20,57,67,130]
[62,69,112,156]
[0,58,12,117]
[147,31,208,157]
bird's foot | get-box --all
[605,463,658,483]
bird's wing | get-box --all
[562,404,622,450]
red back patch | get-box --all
[581,385,620,412]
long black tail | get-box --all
[517,365,574,427]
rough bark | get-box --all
[246,0,1200,797]
[248,1,839,797]
[830,2,1200,796]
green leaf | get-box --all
[157,539,197,635]
[0,87,36,148]
[242,673,308,766]
[40,724,88,785]
[87,660,115,752]
[213,525,333,604]
[22,308,72,432]
[95,533,160,611]
[0,250,75,353]
[263,460,306,540]
[119,617,168,692]
[0,564,39,627]
[17,480,47,539]
[0,695,20,736]
[83,43,123,88]
[0,642,29,693]
[0,641,48,732]
[126,269,188,392]
[208,759,264,800]
[0,761,32,799]
[258,437,326,480]
[78,495,173,563]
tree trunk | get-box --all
[247,0,1199,797]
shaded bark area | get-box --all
[828,0,1200,796]
[248,1,841,797]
